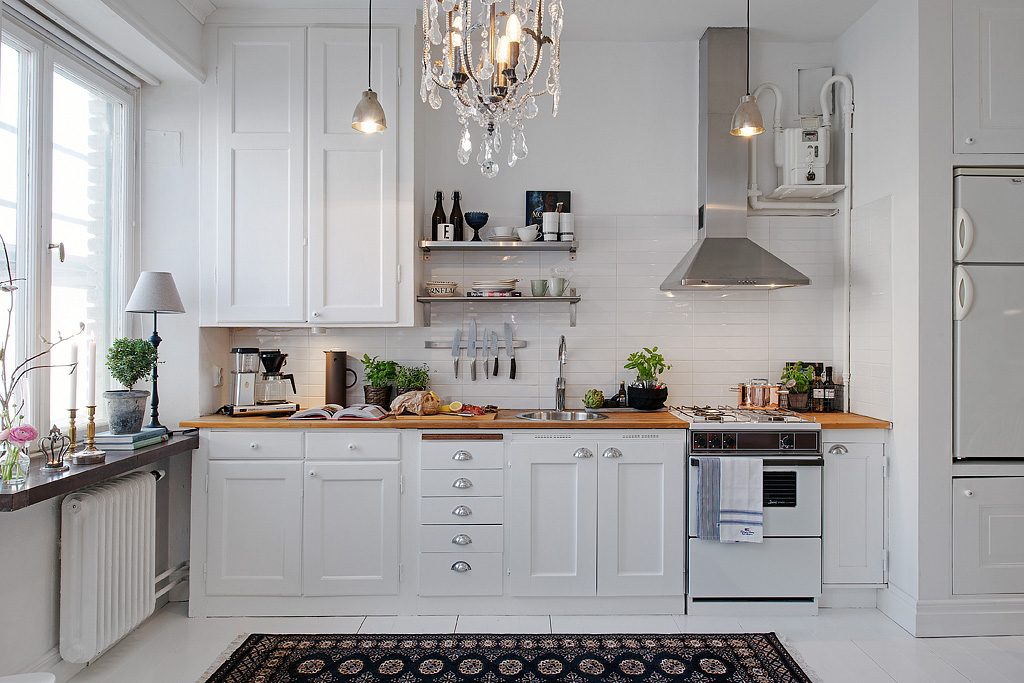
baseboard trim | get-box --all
[820,585,880,608]
[24,646,85,683]
[913,595,1024,637]
[877,585,918,634]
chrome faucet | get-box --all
[555,335,567,411]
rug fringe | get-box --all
[774,633,823,683]
[196,633,250,683]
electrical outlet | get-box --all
[213,365,223,387]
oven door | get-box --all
[687,456,823,537]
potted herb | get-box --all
[395,363,430,396]
[104,338,159,433]
[360,354,398,407]
[779,362,813,412]
[623,346,672,410]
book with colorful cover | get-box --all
[288,404,391,420]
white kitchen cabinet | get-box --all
[822,436,885,585]
[953,477,1024,595]
[209,25,409,325]
[953,0,1024,153]
[509,436,684,597]
[206,460,303,596]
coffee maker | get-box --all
[226,347,299,416]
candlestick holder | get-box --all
[72,406,105,465]
[39,425,70,472]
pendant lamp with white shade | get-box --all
[730,0,765,137]
[352,0,387,133]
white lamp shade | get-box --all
[125,272,185,314]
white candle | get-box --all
[85,337,96,406]
[69,341,78,410]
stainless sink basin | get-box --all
[515,410,608,421]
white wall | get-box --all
[834,0,921,607]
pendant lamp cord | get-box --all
[366,0,370,90]
[745,0,750,95]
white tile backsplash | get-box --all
[222,214,839,412]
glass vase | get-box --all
[0,443,30,487]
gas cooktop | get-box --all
[670,406,821,430]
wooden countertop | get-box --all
[181,410,891,431]
[0,434,200,512]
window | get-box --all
[1,14,137,430]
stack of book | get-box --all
[93,426,169,451]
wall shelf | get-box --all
[417,294,581,327]
[419,240,577,260]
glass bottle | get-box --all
[617,381,627,407]
[450,190,465,241]
[811,367,825,413]
[430,190,446,241]
[823,366,836,413]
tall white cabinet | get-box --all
[953,0,1024,153]
[205,22,412,326]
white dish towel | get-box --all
[718,457,764,543]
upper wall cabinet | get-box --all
[209,25,410,326]
[954,0,1024,154]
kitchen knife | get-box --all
[483,327,489,379]
[451,328,461,378]
[491,331,499,378]
[505,322,516,380]
[469,319,477,381]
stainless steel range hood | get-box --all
[660,28,810,290]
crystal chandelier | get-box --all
[420,0,563,178]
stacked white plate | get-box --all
[471,278,519,293]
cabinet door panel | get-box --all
[216,28,306,323]
[954,477,1024,594]
[954,1,1024,153]
[596,441,684,596]
[307,28,398,324]
[303,462,400,596]
[509,442,597,596]
[207,461,302,596]
[822,441,884,584]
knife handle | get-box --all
[493,356,499,377]
[510,357,516,380]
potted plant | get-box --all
[779,362,813,412]
[623,346,672,410]
[395,363,430,396]
[104,338,158,433]
[360,354,398,407]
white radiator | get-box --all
[60,472,156,664]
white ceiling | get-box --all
[206,0,880,43]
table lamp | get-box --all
[125,272,185,430]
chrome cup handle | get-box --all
[602,447,622,459]
[452,534,473,546]
[452,450,473,461]
[828,444,849,455]
[451,561,472,572]
[452,505,473,516]
[573,448,593,459]
[452,477,473,489]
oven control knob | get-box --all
[693,433,707,449]
[723,433,736,449]
[709,433,723,449]
[780,433,794,450]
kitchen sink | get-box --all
[515,410,608,421]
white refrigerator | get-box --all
[954,168,1024,459]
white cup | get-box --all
[492,226,514,238]
[542,212,560,241]
[517,226,539,241]
[547,277,567,296]
[439,223,454,241]
[558,213,575,241]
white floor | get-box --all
[64,603,1024,683]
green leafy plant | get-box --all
[583,389,605,409]
[396,363,430,390]
[623,347,672,388]
[105,338,158,390]
[360,354,398,388]
[780,362,813,393]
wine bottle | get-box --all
[811,367,825,412]
[450,190,465,241]
[824,366,836,413]
[430,190,446,241]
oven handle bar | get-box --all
[689,457,824,467]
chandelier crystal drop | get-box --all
[421,0,563,177]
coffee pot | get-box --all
[259,350,296,404]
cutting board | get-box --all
[394,413,498,422]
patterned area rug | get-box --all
[201,633,813,682]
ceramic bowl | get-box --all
[491,226,514,238]
[425,281,457,297]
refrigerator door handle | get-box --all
[955,207,974,261]
[955,265,974,321]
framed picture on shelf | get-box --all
[526,190,571,226]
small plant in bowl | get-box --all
[779,362,814,411]
[104,338,159,433]
[360,354,398,407]
[396,363,430,395]
[623,347,672,410]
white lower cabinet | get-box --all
[953,477,1024,595]
[509,436,685,597]
[822,434,886,585]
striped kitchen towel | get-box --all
[696,456,721,540]
[719,457,763,543]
